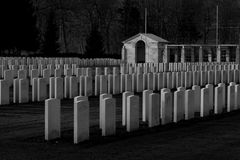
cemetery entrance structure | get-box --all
[121,33,169,63]
[122,33,240,63]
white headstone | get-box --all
[193,71,199,86]
[214,86,224,114]
[113,75,120,94]
[100,94,112,129]
[147,73,153,90]
[221,70,227,84]
[185,72,192,88]
[18,69,27,79]
[200,71,207,86]
[55,77,64,99]
[148,93,160,127]
[125,74,132,92]
[185,89,195,120]
[119,74,124,92]
[180,72,185,87]
[49,77,55,98]
[32,78,38,102]
[45,98,61,140]
[158,72,163,90]
[0,80,9,105]
[74,100,89,144]
[19,79,29,103]
[54,68,61,77]
[163,72,168,88]
[4,70,13,86]
[227,84,235,112]
[174,72,180,88]
[153,73,158,91]
[172,72,176,89]
[108,75,113,94]
[235,85,240,110]
[79,76,85,96]
[136,74,143,93]
[142,90,153,122]
[122,91,133,126]
[13,79,19,103]
[200,88,210,117]
[234,70,239,84]
[64,76,70,98]
[74,96,88,103]
[94,75,101,96]
[127,95,139,132]
[192,85,201,113]
[207,71,214,84]
[167,72,172,89]
[70,76,78,98]
[84,76,92,96]
[100,75,107,94]
[214,71,221,85]
[38,78,48,101]
[218,83,226,108]
[102,98,116,136]
[161,91,172,125]
[173,90,184,122]
[206,84,214,111]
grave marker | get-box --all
[45,98,61,140]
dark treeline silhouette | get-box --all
[40,10,60,57]
[85,25,105,58]
[0,0,240,57]
[0,0,39,56]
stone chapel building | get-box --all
[121,33,169,63]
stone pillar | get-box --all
[174,49,178,63]
[181,46,185,63]
[217,45,221,63]
[122,46,127,62]
[158,46,164,63]
[190,47,195,62]
[163,45,169,63]
[208,48,212,62]
[199,46,203,62]
[236,46,240,63]
[226,48,230,62]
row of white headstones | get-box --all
[122,62,239,73]
[45,82,238,144]
[0,60,238,80]
[0,57,122,67]
[1,63,240,105]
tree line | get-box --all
[0,0,239,57]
